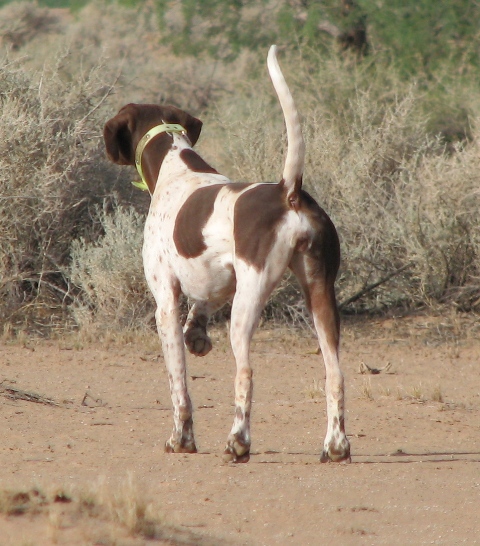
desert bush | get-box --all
[63,2,241,113]
[0,1,63,50]
[298,58,480,312]
[1,0,480,336]
[0,43,143,331]
[213,50,480,313]
[69,205,153,331]
[0,0,217,333]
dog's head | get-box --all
[103,104,203,192]
[104,103,202,165]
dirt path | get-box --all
[1,317,479,545]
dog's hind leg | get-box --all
[290,249,351,463]
[224,259,291,463]
[223,289,258,463]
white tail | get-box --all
[267,45,305,207]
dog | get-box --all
[103,45,350,463]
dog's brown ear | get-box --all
[103,107,136,165]
[178,111,203,147]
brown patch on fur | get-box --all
[299,190,341,283]
[180,149,218,174]
[174,184,224,258]
[234,184,288,270]
[227,182,251,193]
[288,190,341,349]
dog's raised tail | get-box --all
[267,45,305,209]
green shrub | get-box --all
[69,205,153,330]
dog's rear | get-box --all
[103,45,350,464]
[266,45,350,463]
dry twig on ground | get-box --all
[0,381,59,406]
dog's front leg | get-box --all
[183,301,215,357]
[154,284,197,454]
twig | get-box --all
[339,262,414,310]
[359,362,392,375]
[0,382,59,406]
[0,271,74,302]
[77,60,123,126]
[81,391,107,407]
[0,271,58,288]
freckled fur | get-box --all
[103,45,350,463]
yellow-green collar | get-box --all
[133,123,186,192]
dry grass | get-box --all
[0,476,214,544]
[215,51,480,315]
[0,1,479,336]
[303,379,325,399]
[357,381,448,406]
[410,384,425,402]
[432,386,444,403]
[387,382,449,405]
[90,475,160,539]
[360,378,375,401]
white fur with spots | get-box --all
[105,46,350,463]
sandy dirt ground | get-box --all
[0,315,479,545]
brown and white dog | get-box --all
[103,45,350,463]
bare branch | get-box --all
[339,262,415,311]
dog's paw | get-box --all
[320,439,351,463]
[164,439,197,454]
[184,329,212,357]
[223,436,250,463]
[223,447,250,464]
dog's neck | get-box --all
[134,125,186,194]
[142,132,222,195]
[138,132,187,194]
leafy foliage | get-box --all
[361,0,480,74]
[155,0,275,61]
